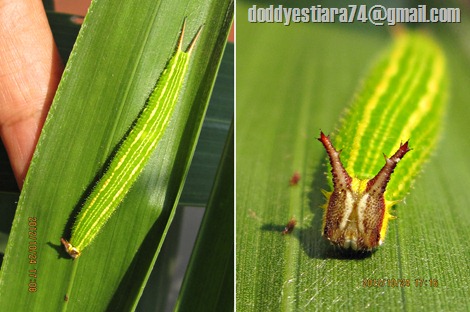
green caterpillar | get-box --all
[319,32,447,251]
[61,22,201,259]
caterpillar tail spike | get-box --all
[178,19,203,54]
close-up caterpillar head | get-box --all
[318,132,410,251]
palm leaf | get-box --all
[236,1,470,310]
[0,0,233,310]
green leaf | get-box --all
[136,43,234,311]
[180,43,234,206]
[175,121,234,311]
[236,1,470,310]
[135,43,234,310]
[0,0,233,311]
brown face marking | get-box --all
[318,131,410,251]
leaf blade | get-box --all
[0,0,233,311]
[236,1,470,310]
